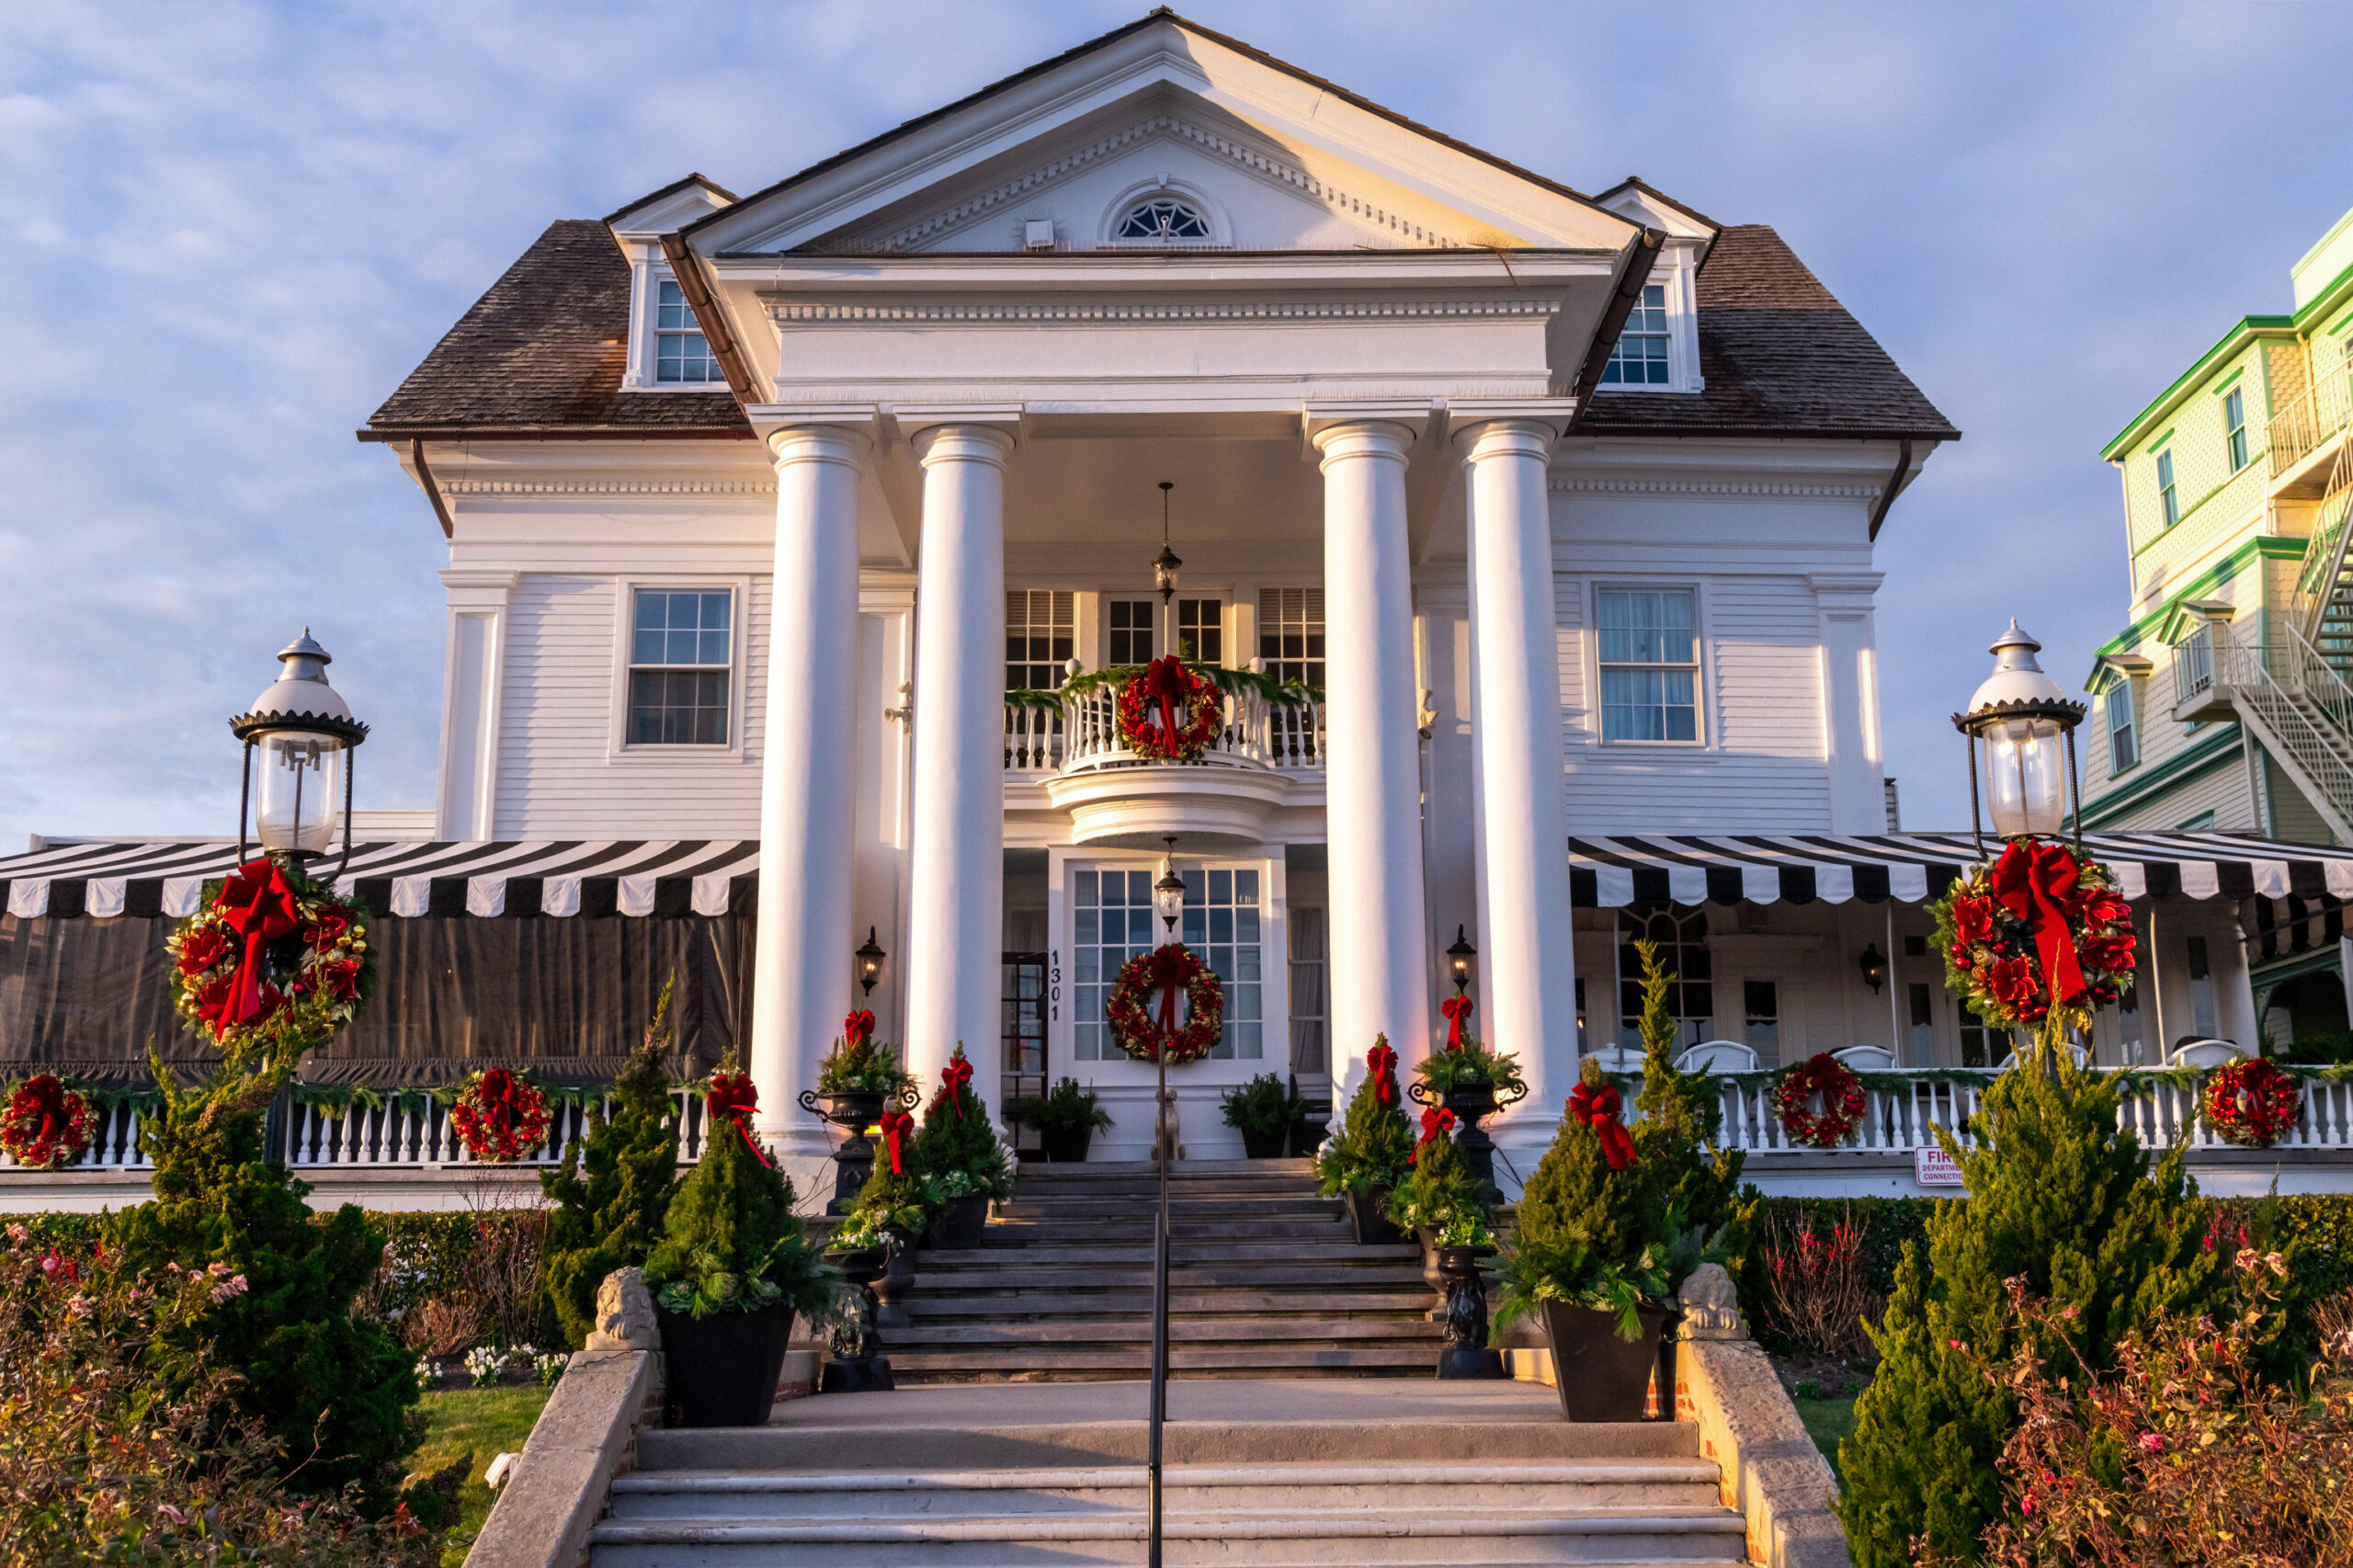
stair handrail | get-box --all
[2293,442,2353,646]
[2279,623,2353,745]
[2212,631,2353,836]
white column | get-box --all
[1315,421,1434,1108]
[434,570,516,840]
[750,425,868,1152]
[904,424,1014,1097]
[1811,573,1887,833]
[1459,419,1578,1148]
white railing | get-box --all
[2174,623,2217,704]
[2208,627,2353,836]
[2268,368,2353,479]
[0,1088,710,1173]
[1005,680,1324,778]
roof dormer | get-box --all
[1592,176,1718,394]
[607,175,739,392]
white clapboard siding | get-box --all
[494,574,769,837]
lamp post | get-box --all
[1447,924,1477,1000]
[1146,835,1184,1568]
[1952,620,2086,857]
[856,926,886,998]
[230,631,369,878]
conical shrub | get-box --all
[540,998,680,1347]
[1314,1035,1415,1199]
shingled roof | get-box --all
[1575,224,1958,440]
[361,220,749,439]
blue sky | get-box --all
[4,1,2352,846]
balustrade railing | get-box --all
[1004,680,1324,778]
[2268,369,2353,479]
[0,1088,711,1173]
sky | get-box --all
[4,0,2353,848]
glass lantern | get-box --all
[231,631,369,873]
[1154,836,1187,937]
[256,729,347,856]
[1953,620,2083,851]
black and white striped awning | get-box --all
[1567,832,2353,908]
[0,840,759,920]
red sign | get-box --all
[1914,1145,1962,1187]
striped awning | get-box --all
[0,839,759,920]
[1567,831,2353,908]
[2250,892,2349,962]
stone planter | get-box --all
[1238,1125,1289,1159]
[1040,1123,1093,1164]
[926,1193,989,1251]
[1344,1187,1404,1245]
[1540,1299,1668,1422]
[654,1300,794,1427]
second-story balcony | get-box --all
[1005,665,1324,846]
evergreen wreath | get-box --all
[2203,1056,2302,1148]
[450,1067,555,1163]
[166,857,375,1058]
[1,1074,94,1169]
[1929,838,2135,1033]
[1117,655,1223,762]
[1769,1052,1867,1148]
[1106,943,1224,1064]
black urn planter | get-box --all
[1436,1244,1506,1380]
[1040,1123,1093,1164]
[1409,1078,1528,1200]
[798,1086,917,1215]
[926,1193,989,1251]
[1238,1125,1289,1159]
[1540,1300,1668,1422]
[654,1301,795,1427]
[1345,1187,1405,1245]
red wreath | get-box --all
[1770,1052,1868,1149]
[2205,1058,2302,1149]
[1105,943,1225,1065]
[1117,656,1224,763]
[2,1075,94,1171]
[450,1068,554,1164]
[1931,839,2136,1031]
[167,858,374,1058]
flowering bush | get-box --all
[533,1348,568,1387]
[1758,1202,1878,1359]
[462,1345,510,1386]
[0,1224,443,1565]
[1927,1253,2353,1568]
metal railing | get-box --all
[1005,679,1325,779]
[2205,627,2353,836]
[2292,443,2353,645]
[2268,369,2353,479]
[0,1087,713,1173]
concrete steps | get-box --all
[589,1383,1745,1567]
[888,1159,1442,1382]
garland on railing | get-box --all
[1002,659,1321,710]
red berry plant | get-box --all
[1756,1203,1878,1359]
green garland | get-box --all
[1002,659,1320,711]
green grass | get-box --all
[1792,1394,1858,1480]
[411,1385,553,1566]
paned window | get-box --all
[1289,905,1327,1075]
[1619,904,1711,1048]
[1176,598,1223,664]
[1108,599,1154,666]
[2223,387,2249,472]
[1072,869,1157,1062]
[1959,1002,2005,1068]
[1743,980,1780,1065]
[1257,589,1325,687]
[627,589,731,744]
[1006,590,1074,690]
[1908,983,1936,1062]
[1597,587,1699,742]
[1599,283,1671,385]
[1116,198,1210,240]
[2188,934,2219,1039]
[1181,867,1263,1060]
[2106,683,2139,774]
[654,279,719,384]
[2156,449,2179,528]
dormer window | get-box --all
[1116,198,1211,241]
[1599,284,1672,386]
[654,279,719,383]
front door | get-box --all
[1002,951,1047,1156]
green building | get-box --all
[2082,202,2353,1044]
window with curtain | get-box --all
[1288,906,1326,1075]
[1257,589,1325,687]
[1597,586,1699,742]
[2106,682,2138,774]
[1006,590,1074,690]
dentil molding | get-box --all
[1549,477,1882,499]
[439,477,777,497]
[770,297,1556,326]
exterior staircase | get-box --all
[590,1381,1749,1566]
[881,1159,1446,1381]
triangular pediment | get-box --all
[685,14,1639,258]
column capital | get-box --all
[767,423,872,471]
[1452,416,1561,463]
[912,421,1017,469]
[1310,419,1415,471]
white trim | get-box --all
[604,575,755,765]
[1096,174,1232,249]
[1587,241,1705,396]
[622,265,726,393]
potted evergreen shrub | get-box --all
[642,1060,834,1427]
[813,1023,915,1129]
[914,1043,1013,1249]
[1411,1035,1527,1126]
[1386,1114,1489,1295]
[1314,1036,1414,1244]
[1010,1076,1111,1164]
[540,987,681,1347]
[1221,1072,1304,1159]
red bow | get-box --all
[1410,1106,1456,1165]
[1139,655,1191,747]
[1568,1078,1636,1172]
[843,1009,875,1051]
[941,1053,973,1119]
[1440,995,1473,1050]
[1989,840,2087,1010]
[1148,944,1193,1041]
[707,1071,773,1167]
[877,1108,915,1176]
[216,859,301,1038]
[1367,1040,1398,1108]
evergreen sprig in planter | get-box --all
[1222,1073,1306,1159]
[1008,1076,1111,1163]
[799,1018,919,1214]
[1314,1037,1415,1244]
[915,1043,1014,1250]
